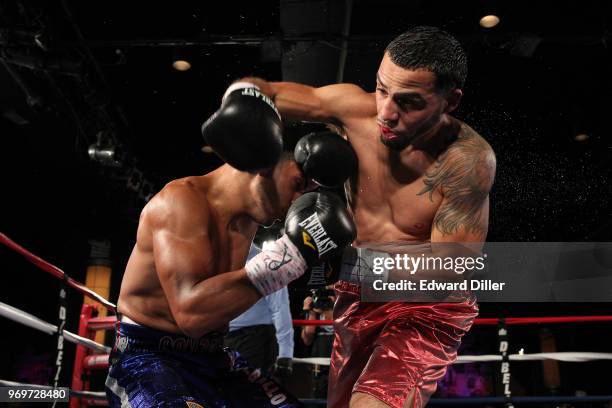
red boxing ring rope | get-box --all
[83,315,612,333]
[0,233,116,312]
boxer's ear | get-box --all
[444,89,462,113]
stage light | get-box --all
[88,132,122,167]
[480,14,500,28]
[171,46,192,71]
[574,133,589,142]
[172,59,191,71]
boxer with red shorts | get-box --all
[329,245,478,407]
[237,25,496,407]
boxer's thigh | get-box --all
[352,312,471,408]
[328,328,372,408]
[350,391,394,408]
[349,390,421,408]
[328,284,387,408]
[105,352,217,407]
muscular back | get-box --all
[118,176,256,335]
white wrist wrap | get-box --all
[222,82,260,101]
[245,235,308,296]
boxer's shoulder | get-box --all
[421,120,496,199]
[142,177,211,232]
[160,177,206,199]
[443,120,496,171]
[457,121,493,148]
[317,83,376,125]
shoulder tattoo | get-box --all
[418,131,496,236]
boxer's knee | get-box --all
[350,392,391,408]
[401,388,418,408]
[348,388,425,408]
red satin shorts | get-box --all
[328,281,478,408]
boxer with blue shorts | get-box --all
[105,85,355,407]
[105,319,297,407]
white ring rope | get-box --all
[294,352,612,367]
[0,301,110,353]
[457,352,612,363]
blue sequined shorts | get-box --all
[105,321,302,407]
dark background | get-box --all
[1,0,611,401]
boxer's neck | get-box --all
[403,114,459,156]
[205,165,259,228]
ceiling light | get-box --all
[574,133,589,142]
[480,15,500,28]
[172,59,191,71]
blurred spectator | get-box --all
[301,287,335,398]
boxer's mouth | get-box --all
[379,125,398,140]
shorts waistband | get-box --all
[114,321,225,354]
[120,315,140,325]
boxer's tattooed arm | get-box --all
[418,130,496,236]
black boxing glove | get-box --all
[202,82,283,171]
[297,254,342,288]
[294,131,358,188]
[245,191,355,296]
[284,191,356,265]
